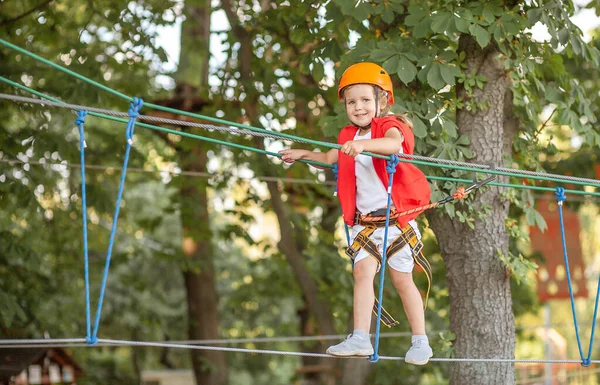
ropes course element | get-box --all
[0,81,332,170]
[75,98,145,345]
[0,338,599,364]
[0,158,336,186]
[3,37,599,189]
[555,187,600,367]
[1,37,599,367]
[2,91,600,198]
[0,93,303,143]
[1,91,600,191]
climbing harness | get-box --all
[334,161,496,362]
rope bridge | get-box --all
[1,38,599,366]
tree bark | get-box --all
[427,36,515,385]
[180,147,228,385]
[176,1,228,384]
[220,2,340,383]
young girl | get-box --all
[279,62,432,365]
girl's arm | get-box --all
[340,128,404,157]
[279,148,338,166]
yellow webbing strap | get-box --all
[345,223,432,327]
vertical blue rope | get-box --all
[75,110,91,342]
[370,154,399,363]
[89,98,143,344]
[586,276,600,367]
[555,187,598,367]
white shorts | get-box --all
[350,220,421,273]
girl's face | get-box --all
[343,84,379,127]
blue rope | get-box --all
[76,110,92,343]
[89,98,143,344]
[555,187,599,367]
[370,155,399,363]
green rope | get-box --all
[426,176,600,197]
[405,159,600,190]
[1,37,599,188]
[3,76,600,197]
[0,76,331,169]
[0,39,132,102]
[0,38,339,151]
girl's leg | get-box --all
[390,268,432,365]
[353,257,379,333]
[326,256,378,356]
[390,269,425,335]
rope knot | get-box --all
[453,186,466,200]
[386,155,399,174]
[128,97,144,118]
[86,336,98,346]
[554,187,566,204]
[75,110,88,126]
[582,358,591,367]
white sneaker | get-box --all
[405,338,433,365]
[326,333,374,357]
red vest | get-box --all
[337,116,431,227]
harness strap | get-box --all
[345,226,399,327]
[387,225,432,308]
[345,223,432,327]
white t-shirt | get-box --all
[353,131,403,214]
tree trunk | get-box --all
[427,36,515,385]
[176,1,228,384]
[220,1,340,383]
[180,147,228,385]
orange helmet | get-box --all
[337,62,394,104]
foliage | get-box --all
[2,0,600,384]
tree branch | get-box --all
[1,0,54,26]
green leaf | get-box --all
[527,9,542,25]
[383,54,401,74]
[440,64,458,86]
[469,24,491,48]
[454,17,471,33]
[396,56,418,84]
[413,18,431,38]
[370,48,395,63]
[382,9,395,24]
[426,62,445,89]
[312,61,325,82]
[431,12,453,34]
[411,115,428,138]
[443,119,458,137]
[482,6,496,24]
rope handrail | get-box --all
[3,157,600,197]
[2,90,600,192]
[0,38,343,150]
[0,80,332,169]
[1,38,600,188]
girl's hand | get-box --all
[340,140,365,157]
[279,149,305,163]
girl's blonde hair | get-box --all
[341,84,413,130]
